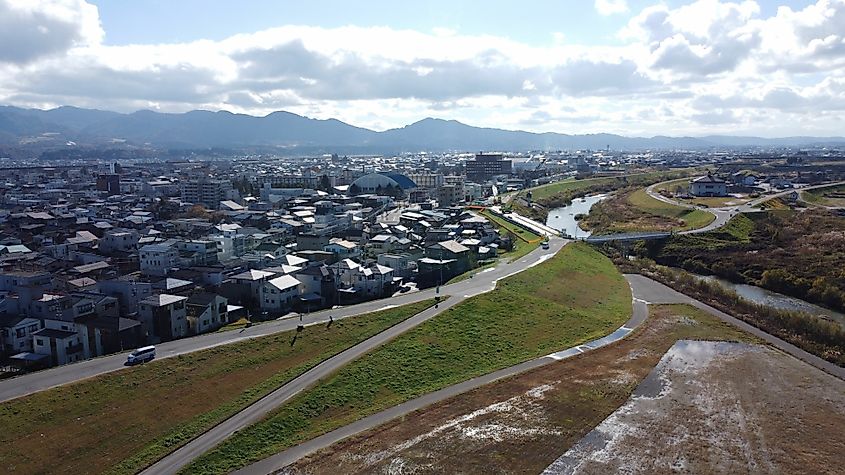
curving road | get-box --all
[0,238,565,404]
[626,274,844,380]
[132,237,567,474]
[236,273,844,475]
[645,179,845,235]
[234,290,648,475]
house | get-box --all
[138,294,189,342]
[32,327,87,366]
[377,253,416,279]
[227,269,276,305]
[323,238,360,261]
[186,293,229,335]
[689,175,728,197]
[259,275,301,315]
[336,262,397,302]
[139,242,179,276]
[0,315,42,356]
[293,265,336,308]
[97,278,153,316]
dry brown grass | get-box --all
[290,304,777,474]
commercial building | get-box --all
[181,178,235,209]
[96,174,120,195]
[466,153,512,182]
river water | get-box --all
[545,194,608,239]
[693,273,845,328]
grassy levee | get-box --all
[528,176,617,201]
[479,209,541,261]
[0,300,438,475]
[627,189,715,230]
[183,243,631,474]
[582,188,714,235]
[511,168,706,222]
[802,184,845,207]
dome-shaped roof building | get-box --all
[350,172,417,195]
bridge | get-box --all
[584,231,671,244]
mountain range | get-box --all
[2,105,844,153]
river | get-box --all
[545,194,608,239]
[693,273,845,328]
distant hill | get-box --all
[0,105,843,153]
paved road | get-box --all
[0,239,564,404]
[626,274,845,380]
[238,273,844,475]
[234,288,649,475]
[645,179,845,235]
[137,238,567,475]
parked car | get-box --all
[126,345,156,365]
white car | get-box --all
[126,346,156,365]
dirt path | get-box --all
[283,303,845,474]
[544,340,845,474]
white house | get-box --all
[689,175,728,197]
[138,294,188,342]
[139,242,179,276]
[186,293,229,335]
[260,275,302,314]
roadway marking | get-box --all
[633,298,650,304]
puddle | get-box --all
[542,340,762,475]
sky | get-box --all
[1,0,844,137]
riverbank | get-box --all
[580,187,714,235]
[635,209,845,314]
[611,255,844,366]
[510,168,705,223]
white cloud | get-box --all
[595,0,629,16]
[2,0,845,136]
[0,0,102,64]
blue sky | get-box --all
[1,0,843,137]
[91,0,809,46]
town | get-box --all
[1,147,843,371]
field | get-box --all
[547,339,845,473]
[802,184,845,207]
[510,168,705,221]
[639,209,845,314]
[653,178,752,207]
[581,188,714,234]
[0,300,437,475]
[478,209,541,261]
[183,243,632,474]
[287,303,845,475]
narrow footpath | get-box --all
[140,238,567,475]
[233,294,648,475]
[237,273,844,475]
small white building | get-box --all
[139,243,179,276]
[32,325,87,366]
[138,294,188,342]
[689,175,728,197]
[260,275,302,314]
[186,293,229,334]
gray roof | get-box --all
[33,328,77,339]
[140,294,188,307]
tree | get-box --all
[187,204,211,220]
[349,183,361,195]
[318,174,332,192]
